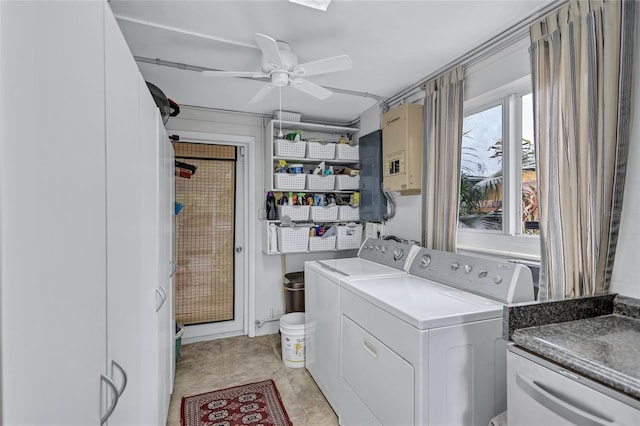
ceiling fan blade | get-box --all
[201,70,268,78]
[249,83,275,103]
[290,78,333,100]
[295,55,352,77]
[255,33,282,66]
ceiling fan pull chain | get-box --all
[278,86,284,138]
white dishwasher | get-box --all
[507,345,640,425]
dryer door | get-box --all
[342,315,414,426]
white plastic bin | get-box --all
[277,205,310,221]
[306,174,335,191]
[338,205,360,221]
[277,226,311,253]
[274,173,306,190]
[335,175,360,190]
[280,313,306,368]
[274,139,306,158]
[310,205,339,221]
[307,142,336,159]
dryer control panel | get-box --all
[408,248,534,303]
[357,238,421,271]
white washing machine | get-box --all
[304,238,420,416]
[339,247,535,426]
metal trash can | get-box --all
[283,271,305,313]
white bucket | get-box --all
[280,312,306,368]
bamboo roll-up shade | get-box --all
[174,142,237,325]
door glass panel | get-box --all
[174,143,237,325]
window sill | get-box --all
[457,230,540,261]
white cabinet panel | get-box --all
[507,349,640,426]
[0,3,174,425]
[304,265,342,413]
[0,2,107,424]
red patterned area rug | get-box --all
[181,379,293,426]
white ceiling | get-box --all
[109,0,554,124]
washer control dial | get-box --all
[478,270,488,278]
[381,246,387,253]
[393,249,404,261]
[494,276,503,285]
[451,262,460,271]
[420,254,432,268]
[464,264,473,274]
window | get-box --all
[457,86,539,257]
[520,93,539,235]
[460,104,504,231]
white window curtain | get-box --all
[530,0,636,300]
[421,66,465,251]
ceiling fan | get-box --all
[202,33,352,103]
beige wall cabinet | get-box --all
[382,104,424,194]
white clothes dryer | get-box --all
[339,247,535,426]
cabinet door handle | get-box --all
[155,286,167,312]
[100,374,119,425]
[169,260,177,277]
[111,359,128,397]
[516,373,614,426]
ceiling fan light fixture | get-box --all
[271,71,289,87]
[289,0,332,12]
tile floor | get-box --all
[167,334,339,426]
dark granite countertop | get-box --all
[512,314,640,398]
[509,295,640,399]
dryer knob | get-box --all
[464,264,473,274]
[393,249,404,261]
[494,276,503,285]
[375,246,381,251]
[451,262,460,271]
[420,254,432,268]
[368,245,374,250]
[381,246,387,253]
[478,270,488,278]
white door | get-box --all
[176,141,247,342]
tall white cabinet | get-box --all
[0,2,175,425]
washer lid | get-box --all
[315,258,407,277]
[343,275,503,329]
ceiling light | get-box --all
[289,0,332,12]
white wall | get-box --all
[609,5,640,299]
[166,107,355,337]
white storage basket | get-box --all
[274,139,306,158]
[335,175,360,190]
[307,142,336,160]
[274,111,301,122]
[335,144,359,161]
[277,226,311,253]
[274,173,306,190]
[277,205,310,221]
[338,205,360,221]
[308,235,336,251]
[336,224,363,250]
[310,206,339,222]
[306,174,335,191]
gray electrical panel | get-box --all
[359,130,386,221]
